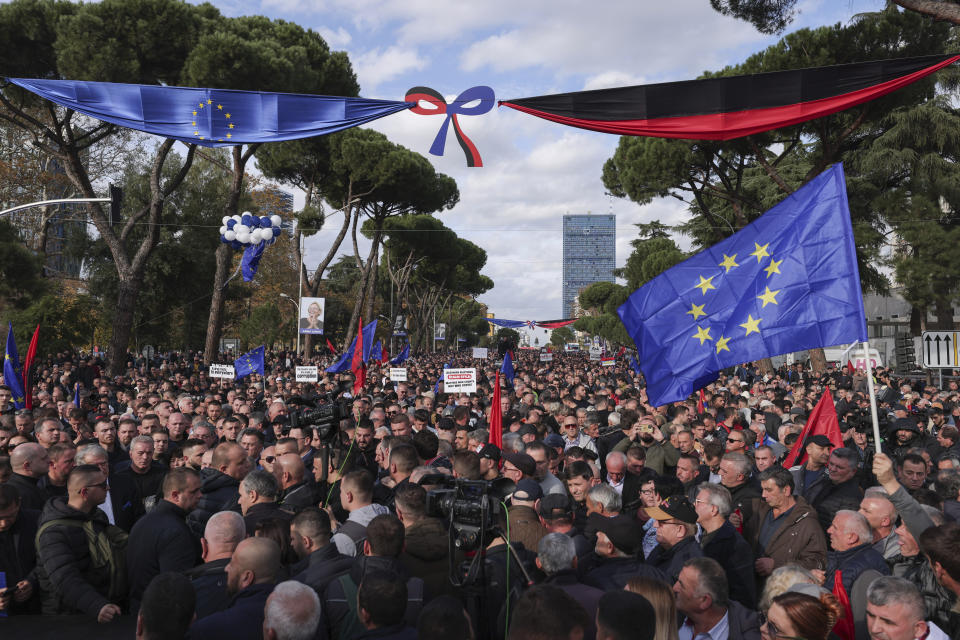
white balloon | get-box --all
[270,215,282,227]
[250,229,263,243]
[221,216,230,225]
[261,227,274,240]
[224,230,236,241]
[219,226,227,235]
[231,214,242,223]
[235,224,249,235]
[237,231,251,244]
[241,211,252,217]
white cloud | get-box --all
[316,26,352,49]
[583,71,647,91]
[353,46,427,92]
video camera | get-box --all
[421,475,515,552]
[285,382,352,443]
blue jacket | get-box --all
[825,543,890,593]
[186,582,274,640]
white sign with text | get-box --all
[443,367,477,393]
[295,366,318,382]
[209,364,235,379]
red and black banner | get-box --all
[500,54,959,141]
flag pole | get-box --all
[861,340,883,453]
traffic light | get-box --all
[109,184,123,227]
[894,333,916,372]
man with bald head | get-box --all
[187,441,252,537]
[187,536,280,639]
[7,442,50,510]
[35,464,125,622]
[859,492,900,560]
[186,510,247,619]
[275,452,315,513]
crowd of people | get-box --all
[1,348,959,640]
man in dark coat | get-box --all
[675,557,761,640]
[583,514,667,590]
[238,468,293,536]
[644,495,704,583]
[809,448,863,531]
[275,452,316,513]
[289,507,353,595]
[186,536,280,640]
[822,509,890,593]
[184,510,246,620]
[538,532,604,640]
[113,435,166,509]
[76,443,145,532]
[187,442,252,537]
[394,483,454,601]
[126,467,203,610]
[7,443,50,511]
[34,464,125,622]
[0,484,40,614]
[694,483,756,608]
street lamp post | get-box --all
[279,294,300,356]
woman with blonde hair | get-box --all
[624,575,677,640]
[761,585,845,640]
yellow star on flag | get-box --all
[225,113,231,119]
[715,336,731,354]
[740,315,761,336]
[764,258,782,278]
[694,275,715,295]
[194,131,199,136]
[199,103,204,108]
[217,104,223,110]
[757,286,780,308]
[751,242,770,262]
[192,121,196,126]
[719,254,739,273]
[693,326,712,345]
[226,133,232,138]
[207,99,213,104]
[686,303,706,320]
[228,123,234,129]
[192,111,197,116]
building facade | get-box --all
[562,214,616,318]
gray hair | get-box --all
[921,504,947,527]
[607,412,621,427]
[721,451,752,478]
[467,428,489,444]
[866,576,925,622]
[605,451,626,467]
[696,483,733,518]
[204,511,246,547]
[537,532,576,574]
[685,557,729,608]
[837,510,872,544]
[830,447,858,466]
[75,443,108,465]
[502,432,525,453]
[758,564,817,610]
[587,484,621,513]
[241,469,279,500]
[130,434,154,450]
[264,580,322,640]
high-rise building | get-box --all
[562,214,616,318]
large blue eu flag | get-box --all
[618,164,867,407]
[3,324,25,408]
[234,346,265,380]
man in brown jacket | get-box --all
[508,479,547,553]
[749,467,827,582]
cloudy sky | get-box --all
[211,0,877,330]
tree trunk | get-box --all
[202,145,257,364]
[910,305,924,335]
[108,274,140,374]
[809,347,828,374]
[203,243,233,364]
[758,357,774,375]
[344,234,380,348]
[933,297,955,330]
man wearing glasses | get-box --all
[645,495,703,583]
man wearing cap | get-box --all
[502,451,536,484]
[508,478,547,553]
[478,443,501,481]
[538,493,592,559]
[583,514,667,590]
[790,434,833,501]
[645,495,704,583]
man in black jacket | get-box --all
[583,514,667,590]
[7,442,50,511]
[35,464,125,622]
[184,510,246,619]
[809,448,863,531]
[76,443,145,532]
[126,466,203,610]
[675,557,761,640]
[694,483,756,608]
[290,507,352,595]
[645,495,703,583]
[0,483,40,614]
[187,442,252,537]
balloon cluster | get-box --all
[219,212,283,250]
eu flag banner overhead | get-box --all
[390,344,410,366]
[234,346,265,380]
[618,164,867,407]
[7,78,415,148]
[3,324,25,408]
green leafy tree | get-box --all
[9,290,101,354]
[708,0,960,33]
[238,302,284,350]
[0,219,48,315]
[550,326,575,346]
[496,328,520,351]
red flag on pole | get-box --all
[350,317,365,395]
[782,387,842,468]
[326,338,336,354]
[22,324,39,409]
[380,343,387,365]
[697,389,706,415]
[616,345,626,358]
[831,571,855,640]
[489,371,503,448]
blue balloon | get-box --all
[241,213,253,226]
[260,216,272,228]
[272,226,281,237]
[231,240,243,250]
[219,234,226,243]
[226,219,236,230]
[267,236,276,245]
